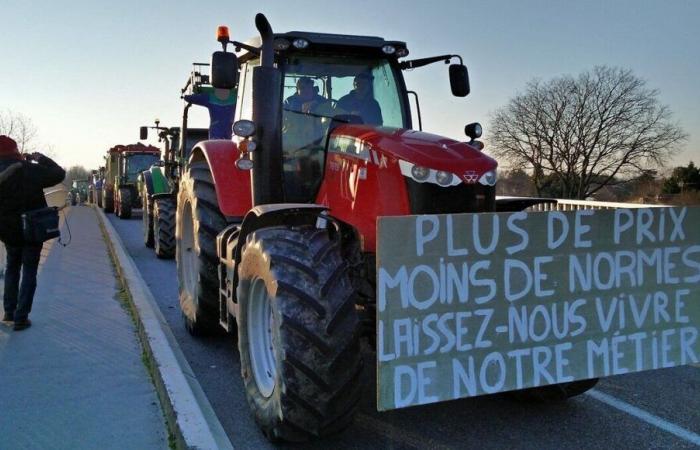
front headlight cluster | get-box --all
[478,170,497,186]
[400,160,497,187]
[399,160,462,187]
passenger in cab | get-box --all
[337,73,383,126]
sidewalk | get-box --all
[0,206,168,449]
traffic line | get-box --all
[587,389,700,446]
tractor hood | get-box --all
[328,125,497,177]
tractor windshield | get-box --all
[280,55,407,201]
[124,154,159,182]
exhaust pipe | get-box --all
[251,13,284,205]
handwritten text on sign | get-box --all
[376,207,700,411]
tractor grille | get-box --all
[405,179,496,215]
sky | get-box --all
[1,0,699,172]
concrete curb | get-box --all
[95,206,233,450]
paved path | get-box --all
[0,206,168,449]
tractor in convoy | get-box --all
[68,179,89,205]
[173,15,602,442]
[138,63,235,257]
[101,143,160,219]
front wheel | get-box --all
[176,161,226,335]
[237,226,362,442]
[153,197,176,259]
[103,189,114,214]
[117,188,132,219]
[142,190,154,248]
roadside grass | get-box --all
[97,209,177,450]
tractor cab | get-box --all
[122,152,161,183]
[228,27,497,228]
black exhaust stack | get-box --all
[251,13,284,205]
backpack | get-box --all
[0,162,24,245]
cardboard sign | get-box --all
[376,207,700,411]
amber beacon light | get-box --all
[217,26,230,43]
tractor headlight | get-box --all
[411,165,430,181]
[478,170,497,186]
[435,171,453,186]
[233,120,256,138]
[382,45,396,55]
[398,160,461,187]
[292,38,310,49]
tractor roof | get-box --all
[238,31,407,61]
[108,143,160,155]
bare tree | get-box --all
[0,110,39,153]
[64,166,90,187]
[489,66,687,199]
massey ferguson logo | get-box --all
[463,171,478,183]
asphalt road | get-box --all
[108,211,700,449]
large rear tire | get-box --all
[153,197,176,259]
[143,189,154,248]
[508,378,599,402]
[237,226,362,442]
[176,161,226,335]
[117,188,132,219]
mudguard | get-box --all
[226,203,335,316]
[189,140,252,218]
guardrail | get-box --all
[498,196,670,211]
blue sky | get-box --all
[1,0,698,171]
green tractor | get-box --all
[68,179,89,206]
[102,143,161,219]
[138,62,233,258]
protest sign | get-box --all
[376,207,700,411]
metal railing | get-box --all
[497,196,670,212]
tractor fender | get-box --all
[226,204,361,306]
[139,171,154,198]
[189,140,252,217]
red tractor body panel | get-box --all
[316,125,497,252]
[193,140,252,217]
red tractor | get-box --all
[176,15,583,442]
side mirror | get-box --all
[449,64,470,97]
[211,51,239,89]
[140,126,148,140]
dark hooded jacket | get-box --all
[0,154,66,246]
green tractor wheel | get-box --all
[103,189,114,214]
[117,188,132,219]
[153,197,176,259]
[143,189,154,248]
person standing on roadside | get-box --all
[0,135,65,331]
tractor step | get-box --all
[217,224,241,331]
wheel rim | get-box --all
[248,277,276,398]
[180,200,198,301]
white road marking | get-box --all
[587,389,700,446]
